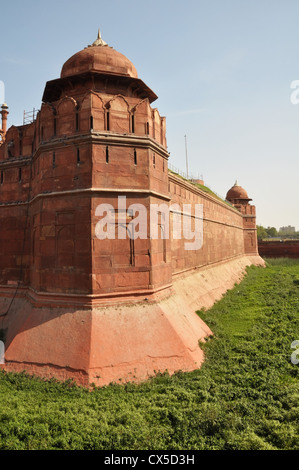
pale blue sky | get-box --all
[1,0,298,229]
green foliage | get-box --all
[257,225,268,240]
[258,224,299,240]
[257,225,279,239]
[0,260,299,450]
[266,226,278,238]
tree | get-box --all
[257,225,268,240]
[265,226,278,238]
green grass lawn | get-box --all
[0,258,298,450]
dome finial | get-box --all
[91,28,108,47]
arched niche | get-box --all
[39,103,56,141]
[79,92,106,132]
[22,122,36,155]
[91,93,105,132]
[78,93,92,132]
[56,225,75,269]
[131,98,152,136]
[56,97,77,136]
[106,95,130,134]
[4,126,19,159]
[152,108,165,146]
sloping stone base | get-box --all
[0,255,265,386]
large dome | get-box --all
[226,181,250,201]
[42,30,158,104]
[61,31,138,79]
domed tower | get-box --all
[0,31,180,386]
[226,180,251,207]
[226,181,258,255]
[32,30,171,297]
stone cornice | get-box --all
[31,131,169,162]
[0,156,32,169]
[0,187,171,207]
[0,283,173,308]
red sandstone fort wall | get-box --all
[168,173,250,276]
[0,164,258,298]
[0,35,265,385]
[258,240,299,258]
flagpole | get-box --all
[184,134,189,179]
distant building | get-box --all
[279,225,296,234]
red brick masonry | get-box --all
[0,34,265,385]
[258,240,299,258]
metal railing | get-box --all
[168,163,203,182]
[23,108,39,125]
[168,163,227,202]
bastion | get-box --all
[0,31,265,386]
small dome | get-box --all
[61,36,138,79]
[226,181,250,201]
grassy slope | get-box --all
[0,258,298,450]
[168,169,235,209]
